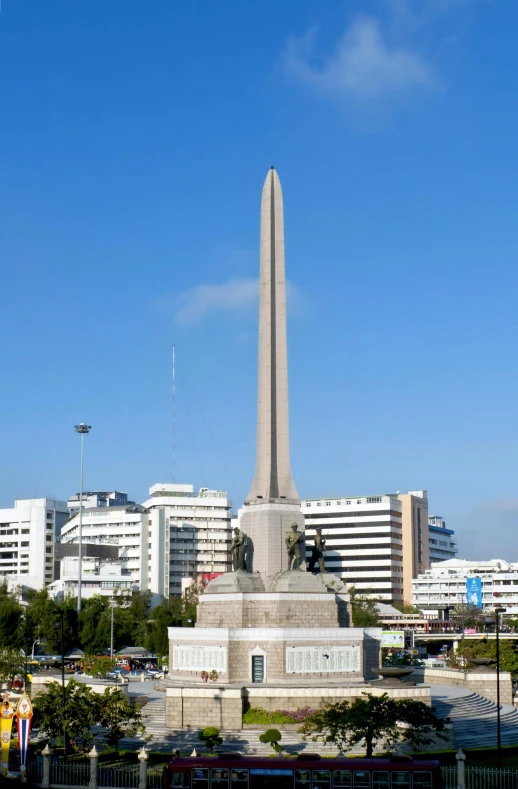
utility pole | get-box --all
[74,423,91,614]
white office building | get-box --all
[0,498,69,589]
[67,491,134,514]
[59,502,168,599]
[412,558,518,616]
[60,483,233,599]
[302,490,430,603]
[142,484,233,595]
[428,515,458,563]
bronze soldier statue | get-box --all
[231,527,247,571]
[285,522,303,570]
[308,527,326,574]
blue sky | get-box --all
[1,0,517,560]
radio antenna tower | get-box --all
[172,344,176,483]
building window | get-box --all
[346,501,351,505]
[367,497,382,504]
[356,500,361,504]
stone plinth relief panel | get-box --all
[286,645,360,673]
[173,645,227,672]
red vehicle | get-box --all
[164,754,442,789]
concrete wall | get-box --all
[165,683,432,731]
[31,676,129,695]
[411,666,513,705]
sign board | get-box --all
[466,577,483,608]
[381,631,405,648]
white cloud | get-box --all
[176,278,258,327]
[175,278,306,327]
[282,16,433,100]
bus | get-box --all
[163,754,442,789]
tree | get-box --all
[0,585,24,648]
[80,596,109,654]
[300,693,445,757]
[83,656,116,678]
[349,587,381,628]
[197,726,223,752]
[0,649,25,682]
[451,602,485,631]
[184,577,206,625]
[33,680,146,752]
[95,687,145,749]
[25,590,79,654]
[259,728,283,755]
[144,597,183,656]
[33,680,98,752]
[455,639,518,674]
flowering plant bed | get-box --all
[242,706,316,725]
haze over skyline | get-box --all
[1,1,517,561]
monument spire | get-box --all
[246,167,299,503]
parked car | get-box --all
[106,668,129,681]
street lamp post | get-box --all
[31,639,40,661]
[56,608,67,757]
[495,605,506,771]
[74,423,91,614]
[110,599,116,658]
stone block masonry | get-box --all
[166,687,243,730]
[165,684,432,731]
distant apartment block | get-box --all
[412,558,518,617]
[302,490,429,604]
[428,515,458,563]
[0,498,69,588]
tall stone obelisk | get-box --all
[240,167,306,585]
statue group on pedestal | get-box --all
[230,523,325,574]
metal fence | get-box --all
[98,764,140,788]
[50,760,90,786]
[442,765,518,789]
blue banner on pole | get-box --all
[466,576,482,608]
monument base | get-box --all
[164,682,432,730]
[239,501,306,586]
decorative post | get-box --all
[456,749,466,789]
[0,690,15,775]
[88,744,98,789]
[138,747,148,789]
[41,744,51,789]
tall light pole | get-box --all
[74,423,91,614]
[495,605,506,771]
[110,598,116,658]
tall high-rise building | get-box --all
[302,490,429,604]
[0,498,69,588]
[143,484,232,595]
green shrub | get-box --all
[259,729,282,755]
[197,727,223,752]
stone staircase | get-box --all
[432,690,518,748]
[124,688,518,754]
